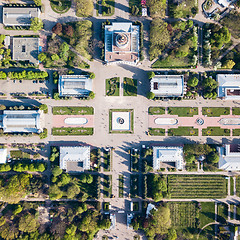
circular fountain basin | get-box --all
[154,118,178,125]
[64,117,88,125]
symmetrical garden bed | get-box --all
[168,107,198,117]
[168,127,198,136]
[106,77,120,96]
[202,107,230,117]
[52,127,94,135]
[202,127,230,136]
[52,106,94,115]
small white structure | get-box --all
[0,149,7,164]
[64,117,88,125]
[127,213,134,229]
[112,111,131,131]
[153,146,184,170]
[60,146,90,172]
[150,75,185,97]
[217,74,240,100]
[58,75,93,97]
[218,144,240,171]
[146,203,157,217]
[110,213,116,229]
[1,110,43,133]
[218,0,231,7]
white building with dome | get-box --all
[104,22,140,65]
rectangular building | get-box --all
[217,74,240,100]
[153,146,184,170]
[58,75,93,97]
[2,110,43,133]
[12,37,39,65]
[150,75,185,97]
[60,146,91,173]
[3,7,40,26]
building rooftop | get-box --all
[0,149,7,164]
[218,144,240,171]
[150,75,185,97]
[105,22,139,65]
[58,75,93,97]
[153,146,184,170]
[3,7,40,26]
[60,146,90,172]
[217,74,240,99]
[2,110,43,133]
[12,37,39,65]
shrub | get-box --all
[39,128,47,139]
[52,23,62,35]
[89,91,95,99]
[39,104,48,113]
[30,17,43,32]
[147,92,155,100]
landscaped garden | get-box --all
[52,127,94,135]
[232,129,240,136]
[202,127,230,136]
[147,0,167,18]
[152,21,198,68]
[130,174,140,198]
[131,149,140,172]
[90,148,101,172]
[102,0,115,16]
[106,77,120,96]
[123,77,137,96]
[75,0,93,17]
[167,175,228,198]
[232,107,240,115]
[103,175,112,198]
[103,148,111,172]
[202,107,230,117]
[221,44,240,70]
[148,107,165,115]
[148,128,165,136]
[235,176,240,197]
[119,175,124,198]
[50,0,71,13]
[168,127,198,136]
[52,106,94,115]
[168,107,198,117]
[129,0,142,16]
[217,203,228,224]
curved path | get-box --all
[197,222,220,239]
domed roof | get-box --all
[116,33,129,49]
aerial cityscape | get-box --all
[0,0,239,239]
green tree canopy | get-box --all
[18,214,39,233]
[30,18,43,32]
[52,166,62,177]
[187,77,199,87]
[147,92,155,100]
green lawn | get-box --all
[168,107,198,117]
[148,128,165,136]
[237,205,240,220]
[109,109,134,133]
[168,127,198,136]
[235,177,240,197]
[103,149,111,172]
[130,174,140,198]
[202,127,230,136]
[123,77,137,96]
[232,107,240,115]
[168,202,199,229]
[106,77,120,96]
[232,129,240,136]
[129,0,141,15]
[119,175,124,198]
[52,127,93,135]
[217,203,228,224]
[50,0,71,13]
[10,150,30,160]
[202,107,230,117]
[148,107,165,115]
[52,106,94,115]
[167,175,228,198]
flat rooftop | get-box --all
[12,37,39,65]
[3,7,40,26]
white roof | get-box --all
[150,75,185,97]
[146,203,157,217]
[217,74,240,99]
[2,110,42,133]
[60,146,90,172]
[0,149,7,164]
[153,146,184,170]
[218,0,230,7]
[58,75,93,97]
[218,145,240,171]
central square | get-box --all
[109,109,134,133]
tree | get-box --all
[18,214,39,233]
[208,152,219,164]
[75,0,94,17]
[66,184,80,199]
[52,166,62,177]
[39,104,48,113]
[187,77,198,87]
[202,77,218,91]
[151,175,168,201]
[144,204,171,238]
[89,72,95,79]
[38,53,47,62]
[222,59,235,69]
[13,205,23,215]
[79,174,87,183]
[64,25,74,37]
[58,173,71,186]
[60,42,69,53]
[65,224,77,236]
[147,92,155,100]
[148,71,155,79]
[30,18,43,32]
[89,91,95,99]
[34,0,42,6]
[86,174,93,184]
[52,23,62,35]
[185,154,195,163]
[167,229,177,240]
[49,184,63,200]
[51,54,59,61]
[0,105,6,110]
